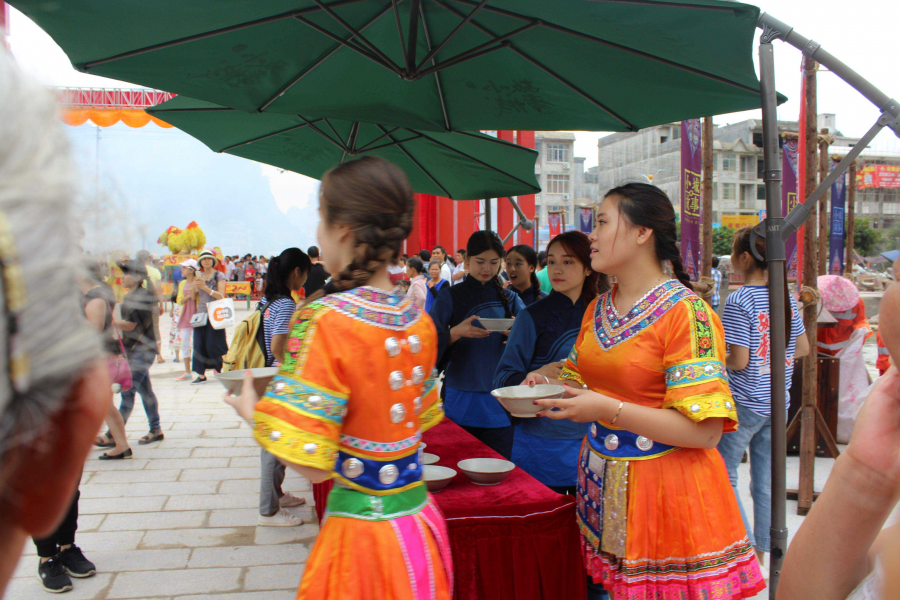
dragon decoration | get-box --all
[157,221,207,254]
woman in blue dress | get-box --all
[430,230,525,459]
[505,244,547,307]
[493,231,605,494]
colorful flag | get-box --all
[782,137,800,279]
[680,119,702,280]
[548,211,562,238]
[829,159,847,275]
[579,207,593,234]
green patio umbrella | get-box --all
[13,0,781,132]
[146,96,540,200]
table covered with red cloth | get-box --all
[313,420,586,600]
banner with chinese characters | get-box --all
[548,211,563,238]
[721,214,761,229]
[829,159,847,275]
[782,137,800,279]
[224,281,253,297]
[579,206,593,234]
[857,165,900,189]
[680,119,702,280]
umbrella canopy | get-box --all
[818,274,860,313]
[13,0,782,132]
[880,249,899,263]
[146,96,540,200]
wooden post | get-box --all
[844,160,857,277]
[701,117,714,278]
[798,55,819,516]
[818,129,831,275]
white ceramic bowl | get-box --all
[423,465,456,492]
[215,367,280,396]
[490,384,565,418]
[457,458,515,486]
[423,453,440,465]
[477,318,514,332]
[419,442,427,450]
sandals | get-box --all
[138,430,165,445]
[99,448,133,460]
[93,433,115,448]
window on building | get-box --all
[753,132,763,147]
[660,135,668,144]
[757,158,765,179]
[546,143,570,163]
[723,183,736,200]
[713,182,719,199]
[546,174,570,194]
[757,184,766,200]
[672,127,680,140]
[722,155,737,171]
[712,154,718,170]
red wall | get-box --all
[516,130,537,248]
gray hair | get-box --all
[0,50,101,471]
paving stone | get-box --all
[3,572,113,600]
[48,530,144,553]
[200,429,250,438]
[161,438,236,448]
[90,548,191,573]
[107,567,241,598]
[170,421,241,431]
[253,523,319,546]
[79,483,130,498]
[101,510,208,532]
[233,437,262,447]
[83,458,152,472]
[79,495,168,515]
[192,447,257,458]
[165,493,259,511]
[141,527,255,549]
[181,467,259,482]
[244,565,304,591]
[76,513,106,532]
[228,456,260,468]
[217,479,260,495]
[187,543,309,568]
[207,508,259,528]
[175,591,296,600]
[91,469,182,484]
[145,457,231,471]
[123,481,220,497]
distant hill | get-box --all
[66,122,318,255]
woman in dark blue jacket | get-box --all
[430,231,525,459]
[493,231,605,493]
[505,244,547,307]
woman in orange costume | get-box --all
[225,156,452,600]
[530,184,764,600]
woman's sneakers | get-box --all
[57,545,96,578]
[175,373,190,381]
[191,375,207,385]
[257,510,304,527]
[39,546,95,593]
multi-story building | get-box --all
[533,132,599,232]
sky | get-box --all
[6,0,900,178]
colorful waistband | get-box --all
[326,483,428,521]
[333,449,423,495]
[587,422,678,461]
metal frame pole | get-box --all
[755,41,788,597]
[484,197,492,231]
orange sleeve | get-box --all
[661,298,738,432]
[416,314,444,432]
[252,301,350,472]
[559,298,597,388]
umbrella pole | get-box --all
[484,198,492,231]
[756,40,788,597]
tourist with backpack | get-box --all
[256,248,312,526]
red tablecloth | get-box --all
[313,420,586,600]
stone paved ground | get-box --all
[3,308,854,600]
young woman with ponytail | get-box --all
[527,183,765,599]
[505,244,547,306]
[429,230,526,459]
[717,227,809,566]
[224,156,452,600]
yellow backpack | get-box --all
[221,299,272,372]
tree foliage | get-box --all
[853,217,882,256]
[712,226,735,257]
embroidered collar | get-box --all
[320,286,421,330]
[593,279,691,350]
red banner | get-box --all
[858,165,900,189]
[680,119,702,281]
[548,211,562,238]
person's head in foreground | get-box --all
[0,49,110,595]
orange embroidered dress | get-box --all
[560,280,765,600]
[253,287,453,600]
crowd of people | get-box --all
[3,48,900,600]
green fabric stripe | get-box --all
[325,483,428,521]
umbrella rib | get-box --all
[416,9,452,131]
[391,0,409,67]
[354,127,402,152]
[431,0,634,129]
[415,20,538,78]
[416,41,509,79]
[414,0,490,72]
[294,14,399,76]
[406,0,421,73]
[311,0,401,73]
[360,134,425,153]
[220,120,323,153]
[258,5,393,111]
[421,133,539,190]
[448,0,761,95]
[379,126,452,197]
[79,0,370,70]
[298,115,349,151]
[322,118,347,146]
[347,122,361,152]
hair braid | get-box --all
[491,275,513,318]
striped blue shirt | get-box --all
[722,286,805,416]
[710,268,722,306]
[260,296,296,366]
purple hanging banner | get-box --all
[579,206,593,233]
[829,159,847,275]
[782,138,800,279]
[680,119,702,280]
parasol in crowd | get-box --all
[818,274,860,314]
[146,96,540,200]
[11,0,782,132]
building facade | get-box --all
[533,131,599,231]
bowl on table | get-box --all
[419,442,427,450]
[476,318,515,332]
[215,367,280,397]
[423,453,440,465]
[490,384,565,418]
[424,465,457,492]
[457,458,515,486]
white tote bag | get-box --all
[207,298,236,330]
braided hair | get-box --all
[309,156,414,301]
[507,244,542,299]
[466,230,512,318]
[605,183,693,291]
